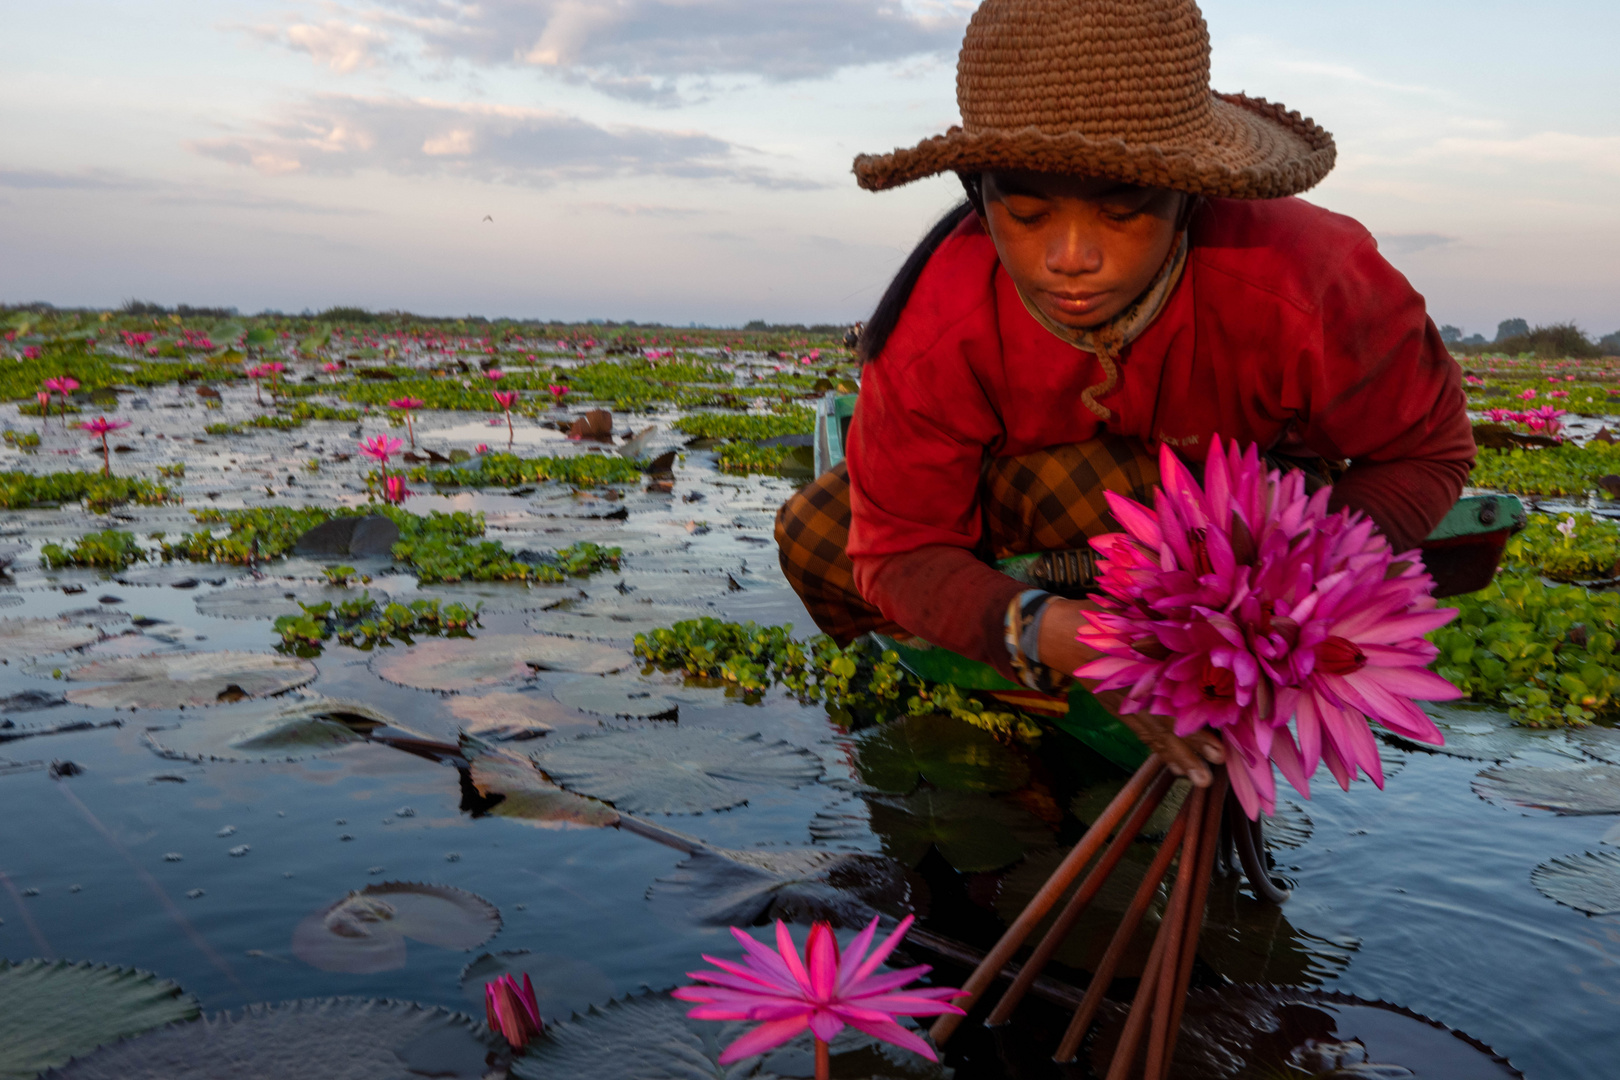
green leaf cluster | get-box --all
[408,452,642,488]
[3,431,40,449]
[274,591,481,652]
[1471,442,1620,497]
[1503,512,1620,581]
[673,407,814,441]
[634,618,1043,742]
[716,442,795,476]
[41,529,147,570]
[0,471,176,513]
[1431,572,1620,727]
[206,415,301,435]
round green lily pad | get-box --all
[414,581,580,614]
[193,583,390,621]
[43,998,500,1080]
[291,882,502,974]
[854,713,1031,795]
[533,727,823,814]
[449,690,596,739]
[0,959,199,1080]
[651,846,910,928]
[0,617,105,662]
[1533,849,1620,915]
[465,743,621,828]
[867,787,1052,874]
[144,697,393,762]
[371,634,630,691]
[62,651,318,710]
[459,951,615,1023]
[526,600,719,642]
[1473,763,1620,815]
[551,677,679,719]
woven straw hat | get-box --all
[854,0,1334,199]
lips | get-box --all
[1044,290,1108,316]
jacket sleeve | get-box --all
[1290,237,1475,552]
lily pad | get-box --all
[552,677,679,719]
[449,690,595,739]
[651,847,910,927]
[0,617,105,662]
[1195,872,1358,986]
[526,600,719,641]
[1071,777,1190,840]
[62,651,318,710]
[291,882,502,974]
[459,951,615,1023]
[58,649,315,708]
[415,581,580,615]
[1088,986,1521,1080]
[601,573,737,603]
[994,843,1162,975]
[44,998,500,1080]
[1473,763,1620,814]
[144,697,392,762]
[533,727,823,814]
[0,960,199,1080]
[866,788,1051,873]
[1571,724,1620,766]
[1380,701,1548,762]
[510,992,778,1080]
[1532,849,1620,915]
[194,583,390,621]
[371,634,629,691]
[853,713,1030,795]
[465,743,621,828]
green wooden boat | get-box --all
[813,391,1524,771]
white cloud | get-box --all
[240,18,392,73]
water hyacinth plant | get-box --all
[1075,436,1464,818]
[674,915,964,1078]
[80,415,132,475]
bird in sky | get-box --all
[482,215,493,222]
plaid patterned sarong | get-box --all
[774,433,1161,643]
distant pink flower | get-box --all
[323,361,341,373]
[674,916,964,1073]
[475,443,489,454]
[1547,376,1561,383]
[1484,408,1514,424]
[1517,388,1536,400]
[80,416,131,475]
[383,475,412,504]
[485,973,542,1050]
[35,391,50,424]
[359,434,402,464]
[1074,436,1462,818]
[800,356,813,365]
[44,376,79,396]
[1464,374,1484,385]
[484,369,504,381]
[21,346,41,360]
[492,390,519,410]
[1567,374,1578,382]
[548,384,568,399]
[389,397,425,447]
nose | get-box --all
[1046,216,1102,277]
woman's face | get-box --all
[980,171,1185,331]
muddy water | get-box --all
[0,382,1615,1078]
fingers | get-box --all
[1118,713,1213,788]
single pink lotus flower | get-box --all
[323,361,341,375]
[35,390,51,424]
[475,443,489,454]
[1464,374,1484,385]
[548,384,568,400]
[44,376,80,397]
[491,390,518,446]
[1517,388,1536,401]
[485,369,504,381]
[388,397,426,447]
[359,434,403,464]
[383,474,412,504]
[22,346,41,360]
[81,415,132,475]
[674,915,965,1075]
[1074,435,1463,818]
[485,972,542,1050]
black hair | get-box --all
[856,174,983,365]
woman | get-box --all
[775,0,1474,786]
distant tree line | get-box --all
[1441,318,1620,358]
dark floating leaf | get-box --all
[651,847,910,928]
[1087,986,1522,1080]
[0,617,105,662]
[291,882,502,974]
[44,998,501,1080]
[144,697,390,762]
[62,652,318,710]
[194,583,390,621]
[0,959,199,1080]
[1195,872,1358,987]
[464,742,621,828]
[1570,724,1620,766]
[868,788,1051,874]
[510,992,773,1080]
[449,690,596,740]
[372,634,629,692]
[853,713,1030,795]
[1381,702,1549,762]
[459,950,615,1023]
[1473,764,1620,815]
[996,843,1161,975]
[534,728,823,814]
[1532,849,1620,915]
[291,515,399,557]
[551,677,679,719]
[1072,777,1189,840]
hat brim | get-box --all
[853,93,1335,200]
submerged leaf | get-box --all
[510,992,777,1080]
[552,677,679,719]
[867,788,1051,873]
[62,652,318,709]
[465,742,620,828]
[1473,763,1620,814]
[533,727,823,814]
[0,960,199,1080]
[291,882,501,974]
[371,634,629,691]
[527,601,720,642]
[449,690,595,740]
[144,697,392,762]
[651,847,909,928]
[853,713,1030,795]
[0,617,105,662]
[1532,850,1620,915]
[44,998,500,1080]
[194,583,390,621]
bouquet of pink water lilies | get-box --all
[1075,436,1463,818]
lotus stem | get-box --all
[101,434,110,475]
[814,1037,829,1080]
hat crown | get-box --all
[957,0,1214,144]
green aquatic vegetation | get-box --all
[716,442,796,476]
[279,401,362,422]
[41,529,148,570]
[3,431,40,450]
[633,618,1043,742]
[0,471,176,512]
[1503,512,1620,582]
[0,348,208,404]
[206,415,302,435]
[1471,442,1620,497]
[561,359,732,410]
[1431,572,1620,727]
[673,407,814,441]
[275,592,482,652]
[408,451,643,488]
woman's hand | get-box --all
[1037,597,1226,786]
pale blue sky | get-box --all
[3,0,1616,337]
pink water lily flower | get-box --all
[383,475,412,504]
[1517,388,1536,401]
[485,972,542,1049]
[674,915,964,1076]
[388,397,426,447]
[44,376,80,397]
[359,434,403,464]
[484,369,504,381]
[1075,435,1463,818]
[474,443,489,454]
[80,415,132,475]
[548,384,568,400]
[35,390,51,424]
[491,389,519,446]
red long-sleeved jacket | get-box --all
[845,197,1475,677]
